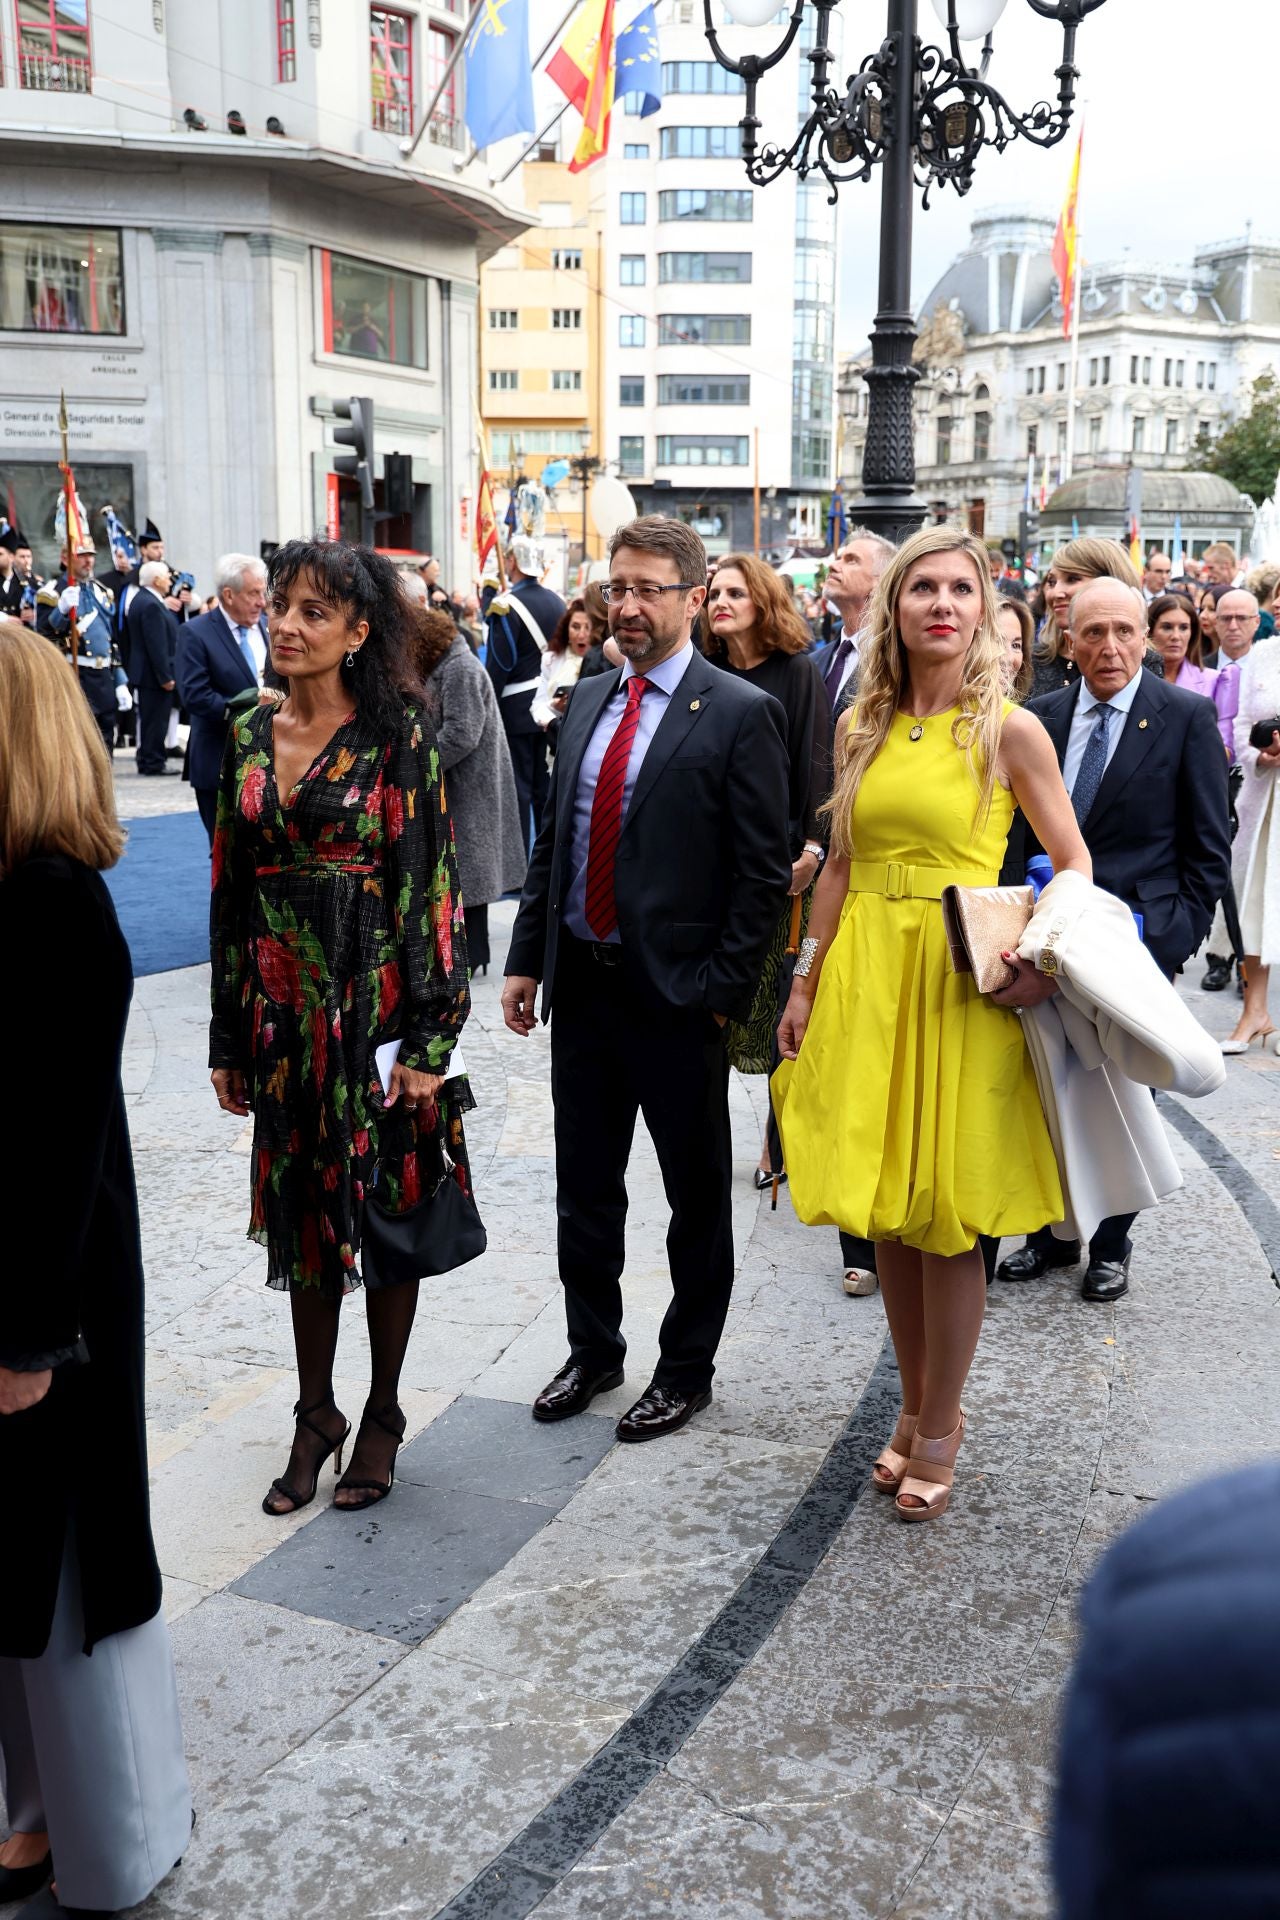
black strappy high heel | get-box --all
[333,1400,407,1511]
[262,1395,351,1516]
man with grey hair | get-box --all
[125,560,182,775]
[994,575,1230,1301]
[176,551,269,839]
[814,526,895,718]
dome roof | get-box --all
[1045,470,1253,514]
[916,209,1058,336]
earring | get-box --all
[344,650,356,669]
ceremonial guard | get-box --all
[0,528,37,618]
[484,485,566,853]
[36,537,130,755]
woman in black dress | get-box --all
[210,542,471,1515]
[700,555,832,1179]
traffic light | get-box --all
[384,452,413,517]
[333,396,375,517]
[1018,508,1040,565]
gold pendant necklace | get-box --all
[909,722,924,742]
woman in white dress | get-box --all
[1224,635,1280,1053]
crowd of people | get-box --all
[2,504,1278,1912]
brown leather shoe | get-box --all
[532,1360,625,1423]
[616,1383,712,1443]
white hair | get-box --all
[839,526,896,565]
[139,560,170,590]
[1067,577,1147,631]
[215,552,267,596]
[400,571,429,605]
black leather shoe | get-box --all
[616,1383,712,1442]
[532,1360,624,1423]
[0,1852,52,1902]
[996,1239,1081,1283]
[1081,1251,1131,1302]
[1201,953,1232,992]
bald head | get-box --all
[1069,578,1148,700]
[1217,588,1260,660]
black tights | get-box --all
[289,1280,420,1415]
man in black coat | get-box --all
[994,577,1231,1301]
[176,553,269,841]
[485,538,566,854]
[126,562,181,775]
[502,517,792,1442]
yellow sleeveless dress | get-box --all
[774,704,1062,1256]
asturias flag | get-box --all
[548,0,616,171]
[464,0,536,153]
[1051,129,1082,341]
[53,463,89,554]
[615,4,661,117]
[476,470,498,572]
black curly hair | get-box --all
[265,539,423,732]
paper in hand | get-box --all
[376,1040,468,1097]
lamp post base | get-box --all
[843,490,930,545]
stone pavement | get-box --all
[8,760,1280,1919]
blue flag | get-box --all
[102,503,138,570]
[616,4,661,117]
[464,0,536,152]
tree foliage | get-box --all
[1191,367,1280,503]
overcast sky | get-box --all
[833,0,1277,353]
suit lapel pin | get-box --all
[1138,717,1148,729]
[690,698,701,711]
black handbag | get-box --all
[1248,717,1280,752]
[361,1129,486,1286]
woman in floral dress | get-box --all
[210,541,471,1514]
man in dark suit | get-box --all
[126,562,181,775]
[812,528,894,723]
[176,553,269,841]
[994,577,1231,1301]
[502,516,792,1441]
[485,538,566,854]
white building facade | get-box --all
[0,0,527,587]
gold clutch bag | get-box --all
[940,885,1034,995]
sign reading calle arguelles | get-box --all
[1,399,147,449]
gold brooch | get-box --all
[690,698,701,711]
[909,723,924,741]
[1138,717,1148,729]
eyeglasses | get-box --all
[600,582,695,605]
[1218,613,1256,624]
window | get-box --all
[16,0,92,90]
[620,376,645,406]
[656,434,750,466]
[1195,360,1205,389]
[658,252,751,283]
[1088,416,1101,453]
[1142,356,1152,383]
[1056,417,1067,453]
[660,126,744,159]
[658,189,753,222]
[276,0,297,81]
[322,249,428,369]
[619,255,645,286]
[1057,364,1066,391]
[1026,426,1038,457]
[936,416,952,465]
[551,369,582,391]
[1175,360,1184,387]
[623,143,649,159]
[973,411,991,461]
[657,374,749,405]
[1164,357,1173,386]
[370,9,414,134]
[1037,366,1045,394]
[551,307,582,329]
[487,369,518,390]
[0,221,123,333]
[1101,356,1110,385]
[489,430,579,461]
[660,60,744,92]
[1130,355,1139,384]
[1208,362,1217,390]
[619,435,645,475]
[619,315,645,347]
[1026,369,1035,396]
[488,308,518,329]
[793,429,830,481]
[1132,415,1145,453]
[552,248,583,270]
[426,23,459,139]
[620,193,646,225]
[658,312,750,345]
[1165,418,1179,453]
[1088,358,1098,387]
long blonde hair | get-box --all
[1038,537,1142,663]
[0,618,125,877]
[822,527,1006,857]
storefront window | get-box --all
[321,249,428,369]
[0,221,123,333]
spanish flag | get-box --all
[548,0,615,171]
[476,469,498,573]
[1051,129,1082,341]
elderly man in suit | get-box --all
[502,516,792,1441]
[994,577,1231,1301]
[126,561,181,776]
[485,538,567,855]
[176,553,269,841]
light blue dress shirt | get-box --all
[564,642,696,942]
[1062,665,1145,797]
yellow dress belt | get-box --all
[847,860,998,901]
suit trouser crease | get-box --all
[0,1527,191,1911]
[551,942,735,1390]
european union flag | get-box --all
[616,4,661,118]
[464,0,536,152]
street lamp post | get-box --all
[570,449,603,566]
[703,0,1106,542]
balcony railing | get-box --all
[425,109,464,150]
[20,46,92,92]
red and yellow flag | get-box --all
[548,0,615,172]
[476,469,498,573]
[1051,129,1083,340]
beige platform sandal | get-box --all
[871,1412,918,1493]
[895,1411,966,1523]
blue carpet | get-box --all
[104,811,211,976]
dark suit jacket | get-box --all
[485,579,567,737]
[177,606,264,790]
[126,589,179,692]
[505,648,793,1021]
[1027,672,1231,976]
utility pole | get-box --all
[570,449,602,567]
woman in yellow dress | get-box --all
[776,528,1088,1522]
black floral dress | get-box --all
[209,702,472,1294]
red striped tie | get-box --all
[584,675,650,939]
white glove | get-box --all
[116,684,134,712]
[58,584,79,613]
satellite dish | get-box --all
[590,475,636,539]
